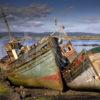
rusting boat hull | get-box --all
[0,37,68,91]
[63,48,100,90]
[8,50,63,91]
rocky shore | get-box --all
[0,72,100,100]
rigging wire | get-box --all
[0,8,12,41]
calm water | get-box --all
[72,40,100,52]
[0,37,100,58]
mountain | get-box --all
[0,32,99,39]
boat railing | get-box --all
[5,36,60,72]
[62,50,86,79]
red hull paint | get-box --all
[41,72,61,81]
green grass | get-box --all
[0,82,9,95]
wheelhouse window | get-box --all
[68,46,71,51]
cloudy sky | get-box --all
[0,0,100,33]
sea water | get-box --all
[0,37,100,58]
[72,40,100,52]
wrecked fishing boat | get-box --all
[0,36,69,91]
[63,46,100,90]
[0,35,78,91]
[0,8,78,91]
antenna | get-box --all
[51,17,68,39]
[50,17,58,36]
[60,25,68,36]
[54,17,58,26]
[0,8,12,41]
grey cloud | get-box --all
[26,21,44,27]
[64,6,75,13]
[79,17,100,24]
[0,4,50,31]
[19,20,44,27]
[66,6,75,11]
[0,4,51,19]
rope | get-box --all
[0,8,12,41]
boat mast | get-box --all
[0,8,12,41]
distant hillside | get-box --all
[0,32,99,39]
[68,32,100,36]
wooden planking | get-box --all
[8,49,63,90]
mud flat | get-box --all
[0,72,100,100]
[0,84,100,100]
[24,89,100,100]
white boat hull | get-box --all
[63,52,100,90]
